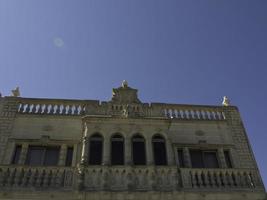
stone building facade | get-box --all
[0,82,266,200]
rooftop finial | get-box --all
[11,87,20,97]
[122,80,128,88]
[222,96,230,106]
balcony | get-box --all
[0,165,264,192]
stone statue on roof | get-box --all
[11,87,20,97]
[222,96,230,106]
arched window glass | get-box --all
[111,134,124,165]
[132,135,146,165]
[89,134,103,165]
[152,135,167,165]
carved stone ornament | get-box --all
[111,81,141,104]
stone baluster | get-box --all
[35,169,43,187]
[28,169,36,186]
[203,171,209,187]
[176,110,181,119]
[145,136,153,165]
[188,110,193,119]
[14,168,21,187]
[216,171,222,187]
[221,171,227,187]
[227,171,234,187]
[183,147,191,168]
[191,171,197,188]
[43,170,49,187]
[21,169,28,186]
[62,105,66,115]
[25,104,30,113]
[31,104,36,113]
[18,143,29,165]
[124,136,132,165]
[74,105,79,115]
[55,105,61,114]
[38,104,43,114]
[209,171,215,187]
[7,168,14,186]
[43,104,48,114]
[197,171,203,188]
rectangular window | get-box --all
[224,150,233,168]
[26,146,60,166]
[12,145,22,164]
[203,152,219,168]
[190,150,204,168]
[177,149,185,167]
[190,149,219,168]
[65,146,73,166]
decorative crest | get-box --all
[111,81,141,104]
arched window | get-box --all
[89,134,103,165]
[152,135,167,165]
[111,134,124,165]
[132,135,146,165]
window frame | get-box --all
[110,134,125,165]
[132,135,146,165]
[190,149,219,168]
[25,145,60,166]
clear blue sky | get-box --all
[0,0,267,186]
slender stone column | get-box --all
[218,148,227,168]
[58,144,67,166]
[80,123,89,166]
[166,139,175,165]
[146,136,153,165]
[124,136,132,165]
[102,135,110,165]
[18,143,28,165]
[183,147,191,168]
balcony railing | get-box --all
[0,165,263,192]
[83,166,178,191]
[180,168,263,191]
[0,165,74,190]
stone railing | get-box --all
[0,165,74,189]
[16,97,227,121]
[157,104,226,120]
[0,165,264,192]
[180,168,264,191]
[83,166,179,191]
[17,98,90,116]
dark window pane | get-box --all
[111,140,124,165]
[190,150,204,168]
[132,140,146,165]
[12,145,22,164]
[26,146,44,166]
[65,147,73,166]
[224,151,232,168]
[203,152,219,168]
[153,141,167,165]
[177,149,185,167]
[44,147,60,166]
[89,140,103,165]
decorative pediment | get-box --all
[110,80,141,104]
